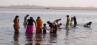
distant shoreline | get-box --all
[0,6,97,11]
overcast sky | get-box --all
[0,0,97,7]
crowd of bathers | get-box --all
[13,14,92,34]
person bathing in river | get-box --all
[47,21,57,33]
[70,17,74,27]
[66,15,70,29]
[42,23,47,34]
[84,21,92,28]
[26,17,36,34]
[23,14,29,28]
[73,16,77,27]
[36,16,43,33]
[13,15,20,33]
[54,19,62,29]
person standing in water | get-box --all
[26,17,36,34]
[43,23,47,34]
[36,16,43,33]
[13,15,20,33]
[73,16,77,27]
[66,15,70,29]
[23,14,29,28]
[47,21,57,33]
[70,17,74,27]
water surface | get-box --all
[0,10,97,45]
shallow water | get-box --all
[0,10,97,45]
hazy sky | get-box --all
[0,0,97,7]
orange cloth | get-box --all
[36,19,42,33]
[36,19,42,28]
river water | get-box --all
[0,9,97,45]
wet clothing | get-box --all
[13,18,19,33]
[48,22,57,33]
[36,19,43,33]
[23,16,28,28]
[26,25,33,34]
[26,18,35,34]
[66,17,70,28]
[73,17,77,27]
[43,26,47,34]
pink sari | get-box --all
[26,25,33,34]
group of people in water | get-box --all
[66,15,77,29]
[13,14,92,34]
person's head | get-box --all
[43,23,46,26]
[47,21,51,24]
[15,15,19,19]
[66,15,69,17]
[30,17,33,20]
[37,16,40,19]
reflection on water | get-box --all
[35,34,42,45]
[13,32,20,45]
[25,33,33,45]
[49,33,57,44]
[65,29,70,45]
[66,29,69,36]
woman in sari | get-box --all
[36,16,43,33]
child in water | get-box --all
[13,15,20,33]
[42,23,47,34]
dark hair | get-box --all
[16,15,19,17]
[47,21,50,24]
[14,15,19,23]
[43,23,46,26]
[15,15,19,20]
[66,15,69,17]
[37,16,40,19]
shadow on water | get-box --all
[13,32,20,45]
[25,33,33,45]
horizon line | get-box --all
[0,5,97,8]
